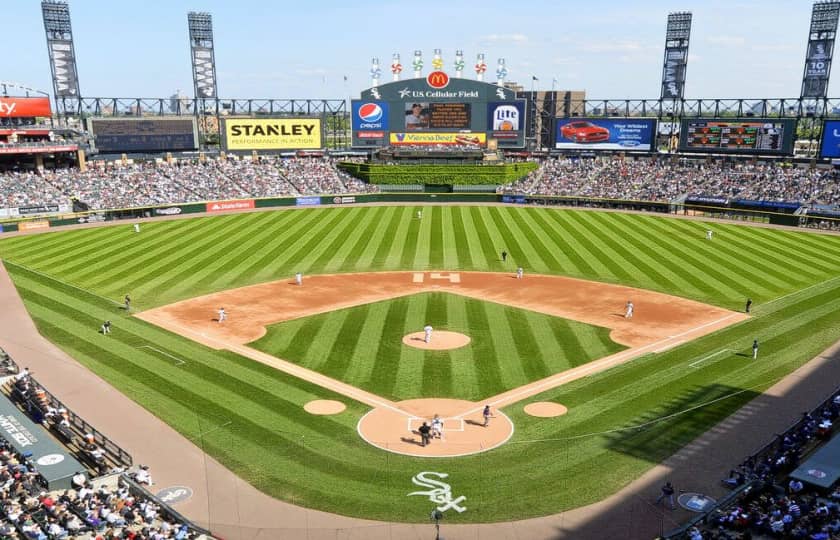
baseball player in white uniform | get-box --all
[424,325,433,343]
[134,223,140,233]
[624,301,634,319]
[516,267,524,279]
[218,307,226,323]
[706,229,713,240]
[295,272,303,286]
[417,210,422,219]
[431,414,444,439]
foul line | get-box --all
[3,260,123,308]
[138,345,186,365]
[456,312,743,420]
[689,349,733,368]
[757,274,840,313]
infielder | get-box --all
[218,307,226,323]
[516,267,524,279]
[424,324,433,343]
[295,272,303,286]
[706,229,713,240]
[625,301,634,319]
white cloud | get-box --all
[552,56,582,66]
[478,33,529,45]
[706,35,747,46]
[577,41,647,53]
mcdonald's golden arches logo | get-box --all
[426,71,450,89]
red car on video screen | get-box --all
[560,121,610,143]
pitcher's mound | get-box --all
[357,398,513,458]
[402,331,471,350]
[303,400,346,415]
[524,402,568,417]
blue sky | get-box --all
[1,0,831,100]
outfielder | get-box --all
[424,324,433,343]
[101,321,112,335]
[218,307,227,323]
[295,272,303,286]
[706,229,713,240]
[124,294,131,311]
[625,301,634,319]
[752,339,759,359]
[134,223,140,233]
[417,210,422,219]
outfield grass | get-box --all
[250,292,624,401]
[1,206,840,523]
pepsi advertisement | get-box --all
[555,118,657,151]
[820,120,840,159]
[351,100,389,134]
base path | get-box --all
[138,271,745,457]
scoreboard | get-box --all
[678,119,796,155]
[352,75,526,148]
[88,118,198,153]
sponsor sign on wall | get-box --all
[555,119,657,151]
[222,118,322,150]
[0,97,52,118]
[295,196,321,206]
[389,132,486,146]
[18,221,50,232]
[820,120,840,158]
[351,101,389,132]
[205,200,255,213]
[488,101,524,140]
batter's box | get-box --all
[407,417,465,433]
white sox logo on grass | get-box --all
[408,472,466,513]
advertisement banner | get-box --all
[295,196,321,206]
[488,102,524,139]
[351,101,389,131]
[17,204,60,216]
[680,119,795,155]
[820,120,840,158]
[389,132,486,146]
[0,97,52,118]
[501,195,526,204]
[18,221,50,232]
[155,207,183,216]
[332,196,356,204]
[555,119,657,151]
[222,118,322,150]
[205,200,255,213]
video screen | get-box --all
[554,118,657,151]
[404,103,471,131]
[680,119,795,155]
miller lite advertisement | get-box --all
[488,101,524,139]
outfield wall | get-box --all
[0,192,837,234]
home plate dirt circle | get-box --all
[524,402,569,417]
[303,400,346,415]
[402,331,471,350]
[357,398,514,458]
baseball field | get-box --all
[1,204,839,523]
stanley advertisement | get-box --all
[222,118,323,150]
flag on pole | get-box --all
[532,75,539,81]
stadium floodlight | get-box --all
[660,11,692,100]
[801,1,840,98]
[188,12,218,100]
[41,0,82,115]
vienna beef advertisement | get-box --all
[222,118,322,150]
[0,97,52,118]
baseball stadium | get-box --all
[1,2,840,540]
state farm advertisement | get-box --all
[0,97,52,118]
[205,200,255,213]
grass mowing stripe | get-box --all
[559,212,640,285]
[229,208,327,282]
[412,206,434,270]
[342,300,390,384]
[468,207,506,269]
[445,290,479,398]
[187,211,296,293]
[353,206,398,269]
[440,207,460,270]
[383,207,415,267]
[1,226,110,263]
[455,206,486,269]
[526,208,595,277]
[326,207,386,272]
[366,207,403,267]
[452,206,476,269]
[398,208,422,269]
[547,211,625,282]
[428,206,446,269]
[546,318,588,369]
[464,296,504,397]
[506,308,550,381]
[421,293,452,397]
[482,300,528,389]
[735,226,840,277]
[4,260,123,309]
[319,304,369,379]
[583,212,687,295]
[141,212,274,299]
[393,293,429,399]
[368,297,411,397]
[663,217,822,287]
[486,207,549,272]
[308,208,377,272]
[266,209,353,279]
[506,208,567,274]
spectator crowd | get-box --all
[0,157,377,212]
[502,157,840,206]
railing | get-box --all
[121,474,215,538]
